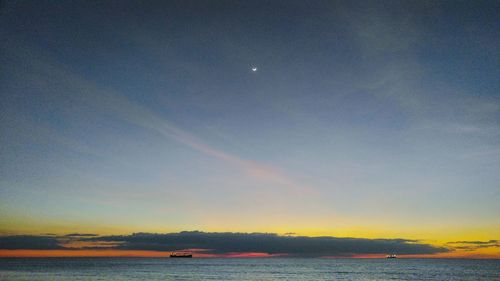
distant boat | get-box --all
[170,252,193,258]
[386,254,397,259]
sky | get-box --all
[0,0,499,258]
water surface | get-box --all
[1,258,499,280]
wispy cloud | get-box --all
[446,240,499,251]
[64,233,99,237]
[2,41,308,193]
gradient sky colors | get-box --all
[0,0,499,258]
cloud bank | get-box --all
[0,231,449,257]
[0,235,64,250]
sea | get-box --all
[1,258,499,280]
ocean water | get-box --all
[1,258,499,280]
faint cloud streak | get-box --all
[2,41,308,193]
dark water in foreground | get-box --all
[1,258,499,280]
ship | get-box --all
[170,252,193,258]
[386,254,397,259]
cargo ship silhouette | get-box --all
[170,252,193,258]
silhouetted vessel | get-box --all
[386,254,397,259]
[170,252,192,258]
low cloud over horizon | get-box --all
[446,240,500,252]
[0,231,450,257]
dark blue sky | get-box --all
[0,0,499,241]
